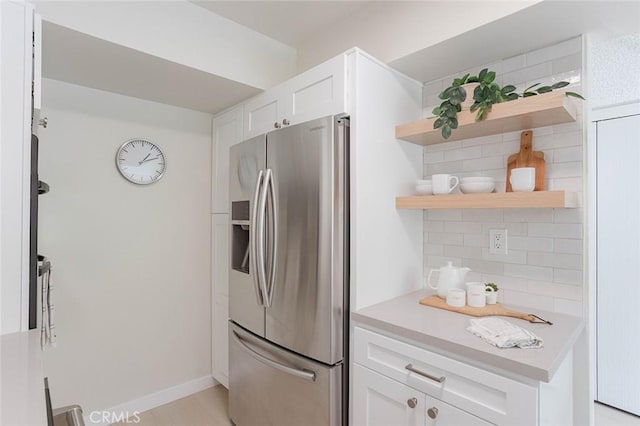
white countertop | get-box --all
[1,330,47,426]
[352,289,584,383]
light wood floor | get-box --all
[112,387,640,426]
[113,385,232,426]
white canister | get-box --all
[466,282,486,308]
[446,289,466,307]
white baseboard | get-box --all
[84,375,218,425]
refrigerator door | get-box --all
[229,322,341,426]
[264,115,348,365]
[229,135,266,337]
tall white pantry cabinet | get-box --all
[210,49,424,389]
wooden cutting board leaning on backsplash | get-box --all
[505,130,546,191]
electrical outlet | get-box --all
[489,229,508,255]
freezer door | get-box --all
[229,135,266,337]
[265,115,347,365]
[229,322,341,426]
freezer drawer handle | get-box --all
[232,331,317,382]
[405,364,446,384]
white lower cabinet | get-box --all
[353,326,543,426]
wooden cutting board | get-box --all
[505,130,546,192]
[419,295,552,324]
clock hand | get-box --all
[138,153,151,165]
[140,156,160,164]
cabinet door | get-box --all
[243,90,281,139]
[212,294,229,388]
[424,395,491,426]
[282,54,346,126]
[353,364,425,426]
[212,214,230,387]
[212,107,243,214]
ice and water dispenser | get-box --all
[231,200,250,274]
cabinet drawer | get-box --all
[354,327,537,425]
[425,394,492,426]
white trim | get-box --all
[591,102,640,122]
[84,376,217,425]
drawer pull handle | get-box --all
[407,397,418,408]
[427,407,439,419]
[405,364,446,383]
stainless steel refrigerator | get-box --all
[228,115,349,426]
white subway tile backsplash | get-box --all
[428,232,463,246]
[503,209,553,223]
[444,221,483,234]
[463,233,487,248]
[509,236,554,252]
[554,299,582,316]
[462,258,505,275]
[421,38,584,314]
[553,208,583,224]
[482,248,527,264]
[528,223,582,239]
[525,37,581,66]
[444,146,483,161]
[444,245,483,259]
[528,252,583,270]
[501,54,526,73]
[426,209,462,221]
[502,290,555,311]
[462,156,504,172]
[553,146,583,163]
[462,209,504,222]
[554,268,583,286]
[552,52,582,75]
[504,263,553,282]
[555,238,583,254]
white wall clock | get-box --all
[116,138,166,185]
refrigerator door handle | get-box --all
[265,168,278,307]
[232,331,317,382]
[250,169,265,305]
[256,169,271,306]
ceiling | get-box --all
[192,1,371,46]
[42,22,261,114]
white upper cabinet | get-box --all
[243,54,347,139]
[212,106,243,214]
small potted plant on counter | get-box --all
[485,282,499,305]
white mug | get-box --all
[446,289,466,307]
[510,167,535,192]
[432,174,459,194]
[466,282,486,308]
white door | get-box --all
[596,113,640,415]
[243,91,281,139]
[212,107,243,214]
[424,395,491,426]
[353,364,425,426]
[212,214,230,387]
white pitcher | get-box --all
[427,261,471,298]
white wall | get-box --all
[421,37,585,315]
[34,0,296,90]
[39,79,212,414]
[296,1,539,72]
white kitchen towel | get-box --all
[467,317,543,349]
[40,259,57,349]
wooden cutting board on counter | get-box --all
[505,130,546,192]
[419,295,553,324]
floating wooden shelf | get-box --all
[396,91,577,145]
[396,191,578,209]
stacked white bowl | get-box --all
[415,179,433,195]
[460,177,495,194]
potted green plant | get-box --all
[485,282,499,305]
[432,68,585,139]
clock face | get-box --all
[116,139,166,185]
